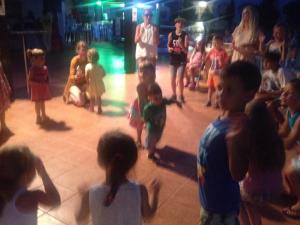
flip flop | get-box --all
[282,207,300,219]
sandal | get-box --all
[282,207,300,219]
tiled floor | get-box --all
[2,53,300,225]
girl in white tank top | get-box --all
[76,131,161,225]
[0,146,61,225]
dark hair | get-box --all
[221,61,261,92]
[288,78,300,94]
[264,51,280,64]
[213,34,223,42]
[148,82,162,96]
[140,63,156,79]
[26,48,45,59]
[97,131,138,207]
[174,17,186,25]
[0,146,36,215]
[246,100,285,171]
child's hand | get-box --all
[35,157,46,176]
[150,179,161,194]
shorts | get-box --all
[170,64,186,79]
[199,208,240,225]
[145,131,162,151]
[207,72,220,89]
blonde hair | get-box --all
[87,48,99,64]
[76,41,88,52]
[26,48,45,59]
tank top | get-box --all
[0,188,37,225]
[89,182,142,225]
[288,110,300,129]
[169,31,188,65]
[135,23,157,59]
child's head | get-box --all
[212,34,223,50]
[87,48,99,64]
[140,63,156,85]
[174,17,186,31]
[245,99,285,171]
[76,41,88,58]
[0,145,36,215]
[97,130,138,207]
[196,40,205,53]
[281,79,300,111]
[273,24,286,42]
[219,61,261,113]
[263,51,280,71]
[26,48,45,66]
[148,82,163,106]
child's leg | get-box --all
[41,101,48,120]
[245,203,262,225]
[170,65,177,98]
[89,97,95,112]
[136,126,143,146]
[0,111,6,130]
[35,101,42,123]
[97,97,102,114]
[284,165,300,213]
[178,64,185,99]
[239,203,251,225]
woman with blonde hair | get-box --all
[231,6,260,63]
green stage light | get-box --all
[96,1,102,6]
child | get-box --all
[185,40,206,90]
[269,79,300,218]
[85,48,106,113]
[239,100,285,225]
[76,130,161,225]
[257,51,287,101]
[129,63,156,148]
[0,60,11,133]
[204,34,228,108]
[143,82,181,161]
[27,48,51,124]
[197,61,261,225]
[0,145,61,225]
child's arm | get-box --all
[135,24,144,44]
[32,157,61,207]
[140,180,161,222]
[167,32,174,53]
[282,117,300,149]
[226,114,251,181]
[76,186,90,225]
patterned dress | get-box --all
[0,62,11,113]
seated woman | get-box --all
[63,41,88,106]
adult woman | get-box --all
[231,6,260,63]
[63,41,88,106]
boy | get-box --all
[198,61,261,224]
[204,34,229,108]
[143,82,181,161]
[257,51,292,101]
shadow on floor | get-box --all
[0,129,14,146]
[101,99,128,117]
[156,145,197,182]
[39,118,72,131]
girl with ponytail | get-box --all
[76,130,161,225]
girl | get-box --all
[63,41,88,106]
[185,40,206,90]
[239,100,285,225]
[76,130,161,225]
[27,48,51,124]
[85,48,106,114]
[0,60,11,133]
[0,145,61,225]
[269,79,300,218]
[129,63,156,148]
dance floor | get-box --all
[2,43,300,225]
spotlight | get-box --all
[96,1,102,6]
[198,1,208,8]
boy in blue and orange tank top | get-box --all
[197,61,261,225]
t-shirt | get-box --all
[169,31,188,65]
[206,48,228,75]
[260,68,286,92]
[198,119,240,214]
[143,98,174,134]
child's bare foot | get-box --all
[36,116,42,124]
[97,107,102,114]
[205,101,211,107]
[42,115,50,122]
[89,106,94,112]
